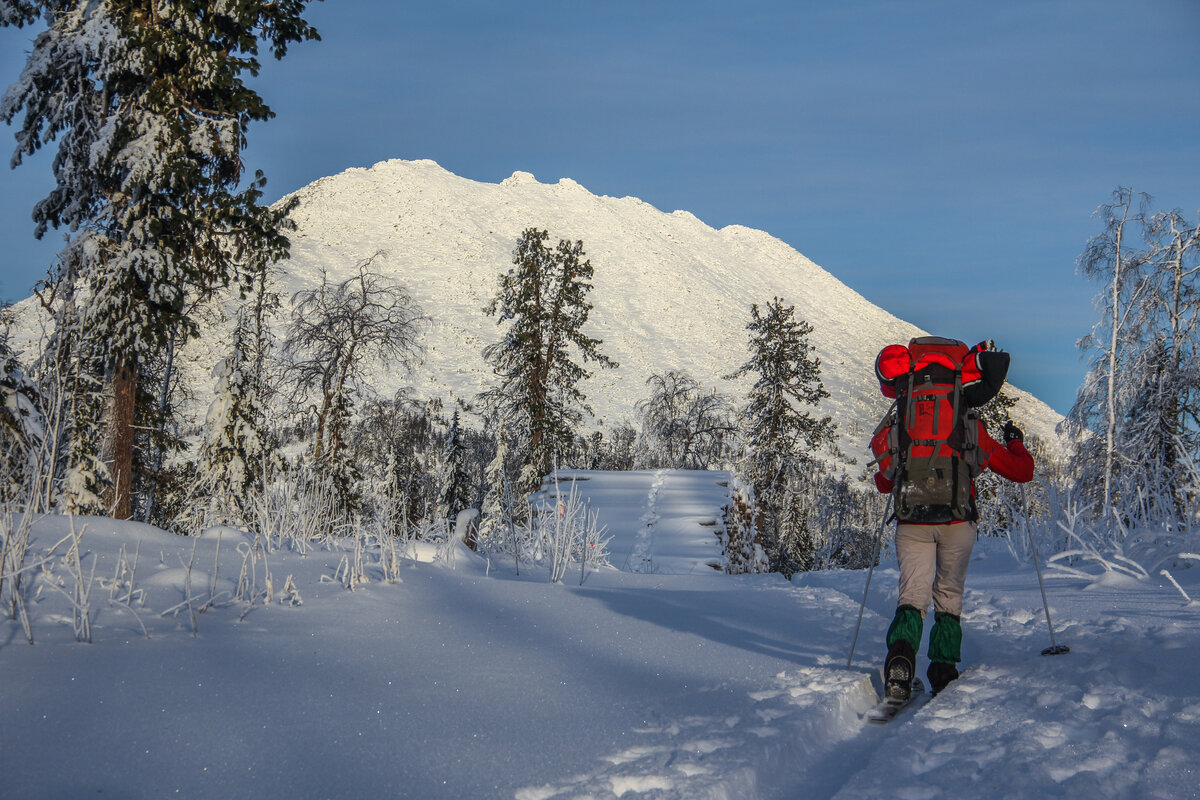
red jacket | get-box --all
[873,420,1035,495]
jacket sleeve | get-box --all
[978,422,1035,483]
[874,471,893,494]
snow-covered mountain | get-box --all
[11,158,1062,462]
[281,159,1062,456]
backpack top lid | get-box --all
[874,336,1010,407]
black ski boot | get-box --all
[884,640,916,703]
[927,661,959,695]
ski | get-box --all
[866,677,927,725]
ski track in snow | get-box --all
[627,469,667,574]
[516,666,877,800]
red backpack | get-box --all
[869,337,1009,523]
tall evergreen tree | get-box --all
[435,410,472,523]
[0,317,42,503]
[195,310,274,528]
[481,228,616,492]
[726,297,835,575]
[1,1,319,518]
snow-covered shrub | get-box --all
[104,542,148,637]
[1012,472,1199,581]
[479,474,610,583]
[330,535,369,590]
[455,507,480,552]
[535,478,611,584]
[363,480,416,553]
[0,503,38,643]
[249,466,347,554]
[25,518,99,643]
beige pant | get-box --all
[895,522,977,617]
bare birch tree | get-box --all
[283,253,426,513]
[1066,188,1153,521]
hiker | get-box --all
[869,337,1035,700]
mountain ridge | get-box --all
[10,157,1062,468]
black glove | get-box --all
[1002,420,1024,444]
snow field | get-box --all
[2,471,1199,799]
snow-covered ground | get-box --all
[2,471,1198,799]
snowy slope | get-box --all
[3,473,1198,799]
[7,158,1062,463]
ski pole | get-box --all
[1026,523,1069,656]
[847,496,892,669]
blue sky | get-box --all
[2,0,1198,415]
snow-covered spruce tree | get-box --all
[1,1,318,518]
[726,298,836,576]
[434,409,473,524]
[194,314,271,528]
[480,228,616,495]
[0,316,43,503]
[29,259,110,515]
[477,415,515,548]
[283,254,426,518]
[189,255,282,530]
[636,371,736,469]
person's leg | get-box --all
[930,521,976,618]
[893,523,936,637]
[885,524,935,700]
[927,521,977,692]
